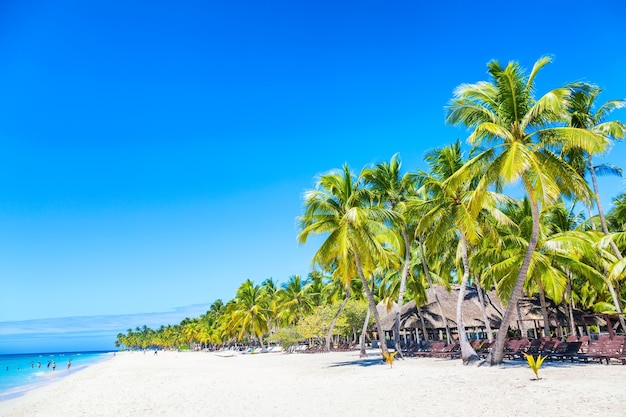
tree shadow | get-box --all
[327,358,384,368]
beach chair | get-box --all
[546,341,582,362]
[430,343,460,359]
[594,339,625,364]
[538,339,559,355]
[504,339,529,360]
[575,340,607,363]
[476,340,495,358]
[412,341,446,357]
[525,338,544,355]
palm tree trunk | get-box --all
[589,155,626,332]
[537,279,551,337]
[394,229,412,358]
[359,304,371,357]
[326,288,351,351]
[353,250,388,355]
[516,301,526,338]
[475,279,494,343]
[419,234,452,342]
[458,232,479,363]
[566,271,577,338]
[490,185,541,365]
[606,280,625,333]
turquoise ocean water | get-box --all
[0,351,114,401]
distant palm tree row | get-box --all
[115,273,369,351]
[117,56,626,366]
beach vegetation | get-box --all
[446,56,608,365]
[297,164,397,355]
[267,328,301,351]
[116,56,626,370]
[523,353,547,380]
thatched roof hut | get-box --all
[380,285,503,332]
[379,285,600,338]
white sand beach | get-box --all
[1,350,624,417]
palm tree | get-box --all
[229,279,270,347]
[607,192,626,231]
[363,153,417,354]
[446,56,608,364]
[182,320,200,350]
[261,278,280,333]
[298,164,397,355]
[486,199,605,338]
[277,275,316,325]
[413,141,508,363]
[565,83,626,331]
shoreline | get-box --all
[0,352,114,403]
[1,350,625,417]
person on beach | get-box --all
[47,360,51,368]
[52,362,56,371]
[67,360,71,370]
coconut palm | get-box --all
[607,192,626,231]
[446,56,608,364]
[412,140,509,363]
[277,275,316,325]
[486,199,607,338]
[229,279,270,347]
[564,83,626,331]
[363,153,417,354]
[298,164,398,355]
[182,320,200,350]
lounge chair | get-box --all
[594,339,625,364]
[546,341,582,362]
[430,342,460,359]
[476,340,495,358]
[412,341,447,357]
[575,340,608,363]
[503,339,529,360]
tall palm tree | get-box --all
[413,140,508,363]
[298,164,397,355]
[565,83,626,331]
[446,56,608,364]
[363,153,417,354]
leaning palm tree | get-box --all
[298,164,398,356]
[446,56,608,364]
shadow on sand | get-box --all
[328,357,384,368]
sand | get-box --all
[1,349,625,417]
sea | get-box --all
[0,351,115,401]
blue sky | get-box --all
[1,0,625,354]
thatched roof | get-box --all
[380,285,599,332]
[380,285,503,331]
